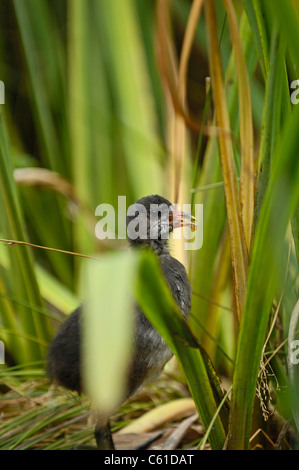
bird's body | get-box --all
[47,195,194,449]
[47,252,191,399]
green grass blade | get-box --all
[80,251,140,416]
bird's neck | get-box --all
[148,239,169,255]
[129,239,170,256]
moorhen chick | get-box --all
[47,195,195,449]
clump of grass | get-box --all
[0,362,200,450]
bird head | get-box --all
[126,194,196,253]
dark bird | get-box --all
[47,194,195,449]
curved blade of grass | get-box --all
[223,0,254,251]
[205,0,248,321]
[136,251,228,450]
[228,104,299,450]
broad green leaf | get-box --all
[81,251,139,415]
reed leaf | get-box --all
[80,251,138,416]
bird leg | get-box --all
[71,416,114,450]
[94,417,115,450]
